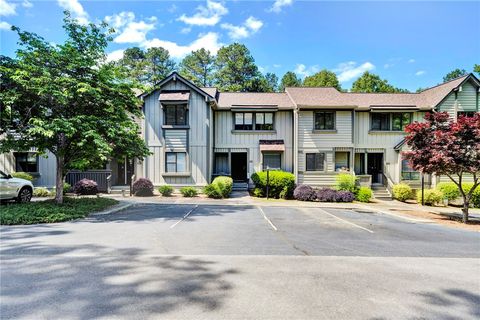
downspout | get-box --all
[293,108,299,183]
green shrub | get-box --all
[203,176,233,199]
[250,170,295,199]
[392,183,413,202]
[356,187,372,203]
[335,173,357,193]
[51,182,72,196]
[436,182,460,201]
[416,189,443,206]
[11,172,34,181]
[252,188,264,197]
[33,187,51,197]
[180,186,198,197]
[158,185,174,196]
[460,183,480,208]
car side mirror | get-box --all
[6,174,13,179]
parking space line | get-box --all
[169,205,198,229]
[257,206,278,231]
[305,208,374,233]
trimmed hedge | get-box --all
[335,173,357,193]
[251,170,295,199]
[293,185,316,201]
[356,187,372,203]
[158,185,174,196]
[203,176,233,199]
[11,172,34,181]
[74,178,98,195]
[436,182,460,201]
[392,183,413,202]
[33,187,51,197]
[132,178,154,197]
[180,186,198,197]
[416,189,443,206]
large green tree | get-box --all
[303,69,341,90]
[264,72,279,92]
[443,68,468,82]
[0,12,150,204]
[214,43,260,92]
[280,71,301,91]
[145,47,176,87]
[351,71,407,93]
[118,47,148,86]
[473,64,479,77]
[179,48,215,87]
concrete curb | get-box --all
[90,201,135,216]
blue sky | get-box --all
[1,0,479,91]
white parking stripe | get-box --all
[303,208,374,233]
[257,206,278,231]
[169,205,198,229]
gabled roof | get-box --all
[216,92,295,110]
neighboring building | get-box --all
[1,72,479,194]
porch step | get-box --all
[372,186,392,200]
[232,182,248,191]
[110,185,130,195]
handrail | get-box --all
[130,174,136,196]
[382,172,394,195]
[106,174,112,194]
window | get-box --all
[165,152,186,173]
[255,113,274,130]
[14,152,38,173]
[401,159,420,180]
[263,153,281,170]
[458,111,477,118]
[314,111,335,130]
[306,153,325,171]
[234,113,253,130]
[392,113,413,131]
[371,113,390,131]
[165,105,187,125]
[372,112,413,131]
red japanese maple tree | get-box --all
[403,112,480,223]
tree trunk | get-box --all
[55,154,64,204]
[462,197,469,224]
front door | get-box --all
[367,153,383,184]
[231,153,247,181]
[117,158,134,185]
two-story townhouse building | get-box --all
[1,72,478,193]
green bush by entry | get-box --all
[436,182,460,201]
[251,170,295,199]
[461,183,480,208]
[416,189,443,206]
[158,185,174,196]
[356,187,373,203]
[33,187,51,197]
[180,186,198,197]
[203,176,233,199]
[392,183,413,202]
[335,173,357,193]
[11,172,34,181]
[0,198,119,225]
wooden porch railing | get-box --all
[65,170,113,193]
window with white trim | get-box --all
[263,153,281,170]
[166,152,186,173]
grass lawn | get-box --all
[0,197,119,225]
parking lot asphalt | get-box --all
[1,204,479,319]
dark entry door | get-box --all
[231,153,247,181]
[117,158,134,185]
[367,153,383,184]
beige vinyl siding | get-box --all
[141,79,210,186]
[457,81,478,112]
[214,110,294,175]
[436,92,456,117]
[298,110,353,148]
[0,152,15,173]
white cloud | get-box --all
[294,64,319,78]
[0,20,11,30]
[415,70,425,76]
[273,64,281,68]
[221,16,263,40]
[180,27,191,34]
[178,0,228,26]
[384,63,394,69]
[106,49,125,62]
[408,59,415,63]
[334,61,375,82]
[269,0,293,13]
[0,0,16,16]
[105,12,156,44]
[143,32,223,59]
[22,0,32,8]
[57,0,89,24]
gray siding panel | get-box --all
[457,81,477,112]
[298,110,353,148]
[164,130,187,149]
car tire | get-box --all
[16,187,32,203]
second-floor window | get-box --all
[314,111,335,130]
[165,104,187,125]
[235,112,274,131]
[371,112,412,131]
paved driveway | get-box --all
[1,204,479,319]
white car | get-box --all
[0,170,34,203]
